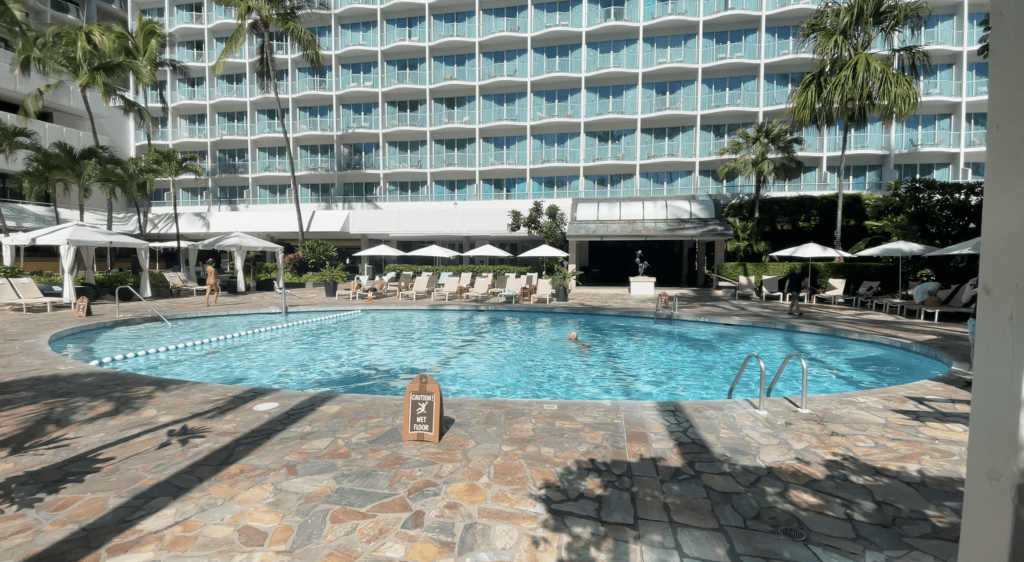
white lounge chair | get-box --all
[851,280,882,307]
[760,275,784,301]
[166,271,207,296]
[431,277,461,301]
[488,275,509,296]
[399,275,434,300]
[735,275,757,299]
[465,275,493,301]
[813,278,847,305]
[1,278,61,313]
[499,276,524,303]
[913,277,977,322]
[531,278,553,304]
[335,275,368,300]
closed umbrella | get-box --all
[770,242,856,294]
[925,237,981,256]
[462,243,512,267]
[855,240,939,297]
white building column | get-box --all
[359,234,369,277]
[958,0,1024,558]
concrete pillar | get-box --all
[463,236,471,266]
[713,239,725,270]
[567,240,579,289]
[959,0,1024,559]
[359,234,369,277]
[697,240,706,288]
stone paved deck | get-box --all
[0,287,972,562]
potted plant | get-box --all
[549,264,581,302]
[319,264,348,298]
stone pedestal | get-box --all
[629,276,656,296]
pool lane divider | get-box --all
[89,311,361,366]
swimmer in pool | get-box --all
[568,331,591,353]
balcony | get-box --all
[385,28,427,44]
[217,162,251,175]
[338,0,376,7]
[643,147,694,160]
[589,53,637,72]
[173,12,205,26]
[643,49,697,67]
[642,95,697,113]
[386,114,426,128]
[587,103,636,117]
[433,154,475,168]
[482,108,527,123]
[535,59,581,76]
[586,149,633,162]
[386,155,427,170]
[766,0,818,9]
[249,84,290,97]
[135,129,169,143]
[214,85,247,99]
[173,88,208,102]
[966,81,988,97]
[432,69,475,84]
[589,6,638,25]
[705,44,757,63]
[898,131,961,151]
[385,71,428,87]
[50,0,82,19]
[135,89,162,105]
[482,154,526,167]
[534,106,577,120]
[481,19,525,36]
[214,6,237,20]
[533,150,578,165]
[920,81,961,98]
[341,117,377,131]
[703,0,758,16]
[827,134,888,152]
[251,122,283,135]
[645,0,695,20]
[173,127,208,141]
[98,0,127,11]
[966,132,986,148]
[296,77,332,93]
[299,159,336,172]
[340,75,379,90]
[297,0,331,10]
[433,111,474,126]
[433,24,474,41]
[295,118,334,133]
[178,50,205,63]
[702,91,756,110]
[534,13,583,29]
[216,123,248,137]
[256,162,289,174]
[342,156,380,170]
[480,64,523,80]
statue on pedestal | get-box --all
[635,250,650,277]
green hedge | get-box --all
[0,265,26,278]
[717,262,896,293]
[385,264,530,278]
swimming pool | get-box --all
[51,310,950,402]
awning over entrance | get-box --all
[565,197,733,241]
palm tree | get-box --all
[103,155,159,236]
[148,147,204,268]
[28,142,111,222]
[120,15,183,149]
[213,0,324,244]
[13,22,149,230]
[789,0,929,251]
[717,120,804,229]
[0,121,39,236]
[10,163,60,226]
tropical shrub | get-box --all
[0,265,27,278]
[296,239,338,271]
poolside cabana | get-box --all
[196,232,284,293]
[149,240,200,282]
[6,222,151,302]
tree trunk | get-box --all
[134,199,145,236]
[52,190,60,225]
[752,174,762,230]
[80,87,112,230]
[265,30,306,244]
[0,207,8,236]
[835,122,850,253]
[79,200,85,222]
[171,179,182,270]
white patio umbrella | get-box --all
[925,237,981,256]
[149,240,200,282]
[462,243,512,266]
[9,222,151,302]
[517,244,568,275]
[406,244,461,268]
[770,242,856,294]
[197,232,284,293]
[353,244,407,277]
[855,240,939,296]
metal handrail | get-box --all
[727,353,767,414]
[115,285,172,327]
[766,353,809,412]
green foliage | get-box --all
[0,265,27,277]
[717,262,895,293]
[249,260,279,281]
[385,264,529,278]
[283,252,307,275]
[315,264,348,284]
[549,263,583,293]
[725,218,770,263]
[507,201,568,249]
[717,120,804,227]
[723,194,874,253]
[296,239,338,271]
[977,13,990,59]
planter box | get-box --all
[629,276,656,296]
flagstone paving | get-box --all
[0,287,972,561]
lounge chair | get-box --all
[499,276,524,303]
[1,278,61,313]
[336,275,368,300]
[457,272,472,286]
[813,278,847,305]
[390,272,412,292]
[168,271,207,296]
[431,277,461,301]
[851,281,882,307]
[399,275,434,300]
[525,273,538,288]
[760,275,784,301]
[531,278,553,304]
[488,275,509,296]
[465,275,493,301]
[437,272,453,285]
[914,277,977,322]
[735,275,757,299]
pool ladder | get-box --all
[727,353,809,414]
[653,295,677,323]
[115,285,172,327]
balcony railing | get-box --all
[643,49,697,67]
[173,127,208,140]
[588,6,638,25]
[339,34,377,49]
[295,118,334,133]
[534,106,578,120]
[385,71,428,87]
[642,95,697,114]
[217,162,251,175]
[482,153,527,167]
[920,81,961,98]
[433,111,474,126]
[827,134,889,152]
[386,114,427,128]
[898,131,961,151]
[533,150,579,164]
[703,0,758,16]
[533,12,583,30]
[432,68,475,83]
[433,154,476,168]
[50,0,82,18]
[534,59,581,75]
[482,108,527,123]
[251,122,283,135]
[588,52,638,71]
[587,103,636,117]
[173,88,208,102]
[214,6,237,20]
[481,18,525,36]
[173,12,205,26]
[297,0,331,10]
[98,0,127,10]
[299,159,336,172]
[214,85,247,99]
[586,149,634,162]
[384,28,428,44]
[645,0,696,20]
[702,91,757,109]
[766,0,819,9]
[966,80,988,97]
[135,129,169,142]
[249,84,290,97]
[256,162,289,174]
[386,155,427,169]
[642,146,695,160]
[433,23,475,40]
[296,77,331,93]
[338,0,376,7]
[966,131,986,148]
[342,156,380,170]
[480,64,524,80]
[341,116,378,131]
[216,123,248,137]
[178,50,205,63]
[340,75,379,89]
[704,44,758,63]
[762,90,794,107]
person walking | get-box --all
[783,266,805,316]
[205,258,220,307]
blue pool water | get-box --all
[51,310,949,402]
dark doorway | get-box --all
[584,240,684,286]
